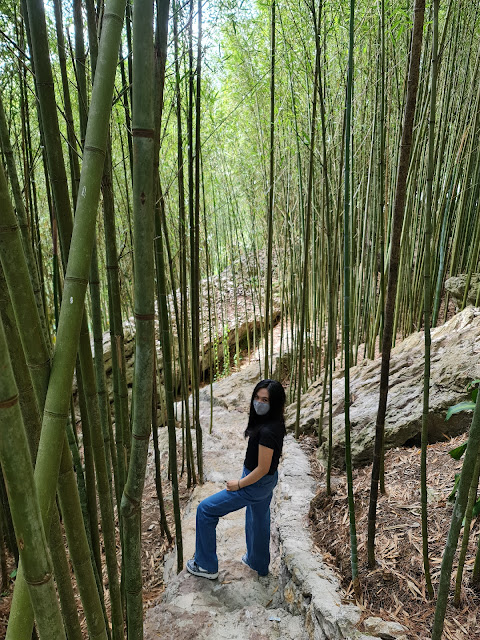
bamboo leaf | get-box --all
[449,442,468,460]
[446,402,475,421]
[472,498,480,519]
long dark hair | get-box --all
[244,379,286,438]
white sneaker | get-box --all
[186,558,219,580]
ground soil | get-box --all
[304,433,480,640]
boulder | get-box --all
[362,617,407,640]
[92,252,282,418]
[445,274,480,307]
[285,307,480,467]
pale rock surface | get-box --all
[285,307,480,467]
[144,357,391,640]
[92,255,282,414]
[444,274,480,307]
[363,617,408,640]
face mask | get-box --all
[253,400,270,416]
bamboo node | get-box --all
[123,490,140,508]
[44,409,69,420]
[25,572,53,586]
[132,431,151,441]
[84,145,105,157]
[132,128,155,139]
[0,224,19,234]
[27,358,51,370]
[0,394,19,409]
[103,11,124,26]
[134,312,155,321]
[65,276,89,286]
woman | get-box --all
[186,379,287,579]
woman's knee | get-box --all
[197,496,217,519]
[197,499,208,518]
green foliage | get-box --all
[446,380,478,421]
[449,442,468,460]
[447,473,460,502]
[446,381,479,499]
[472,497,480,519]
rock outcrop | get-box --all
[94,253,282,417]
[445,273,480,307]
[285,307,480,467]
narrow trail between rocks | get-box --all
[144,361,308,640]
[144,357,378,640]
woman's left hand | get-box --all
[226,479,240,491]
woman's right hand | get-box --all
[225,479,240,491]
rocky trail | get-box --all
[142,307,480,640]
[143,359,390,640]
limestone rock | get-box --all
[89,254,282,417]
[285,307,480,467]
[362,617,408,640]
[445,274,480,306]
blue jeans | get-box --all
[194,466,278,576]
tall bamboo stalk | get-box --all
[120,0,155,634]
[0,310,65,640]
[264,0,275,379]
[294,5,319,440]
[432,396,480,639]
[367,0,426,568]
[420,0,438,600]
[343,0,360,597]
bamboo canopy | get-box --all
[0,0,479,635]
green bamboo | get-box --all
[77,328,124,639]
[49,513,83,640]
[0,264,82,639]
[53,0,80,206]
[76,362,102,577]
[453,451,480,606]
[0,162,51,414]
[264,0,275,379]
[0,314,65,639]
[102,146,129,506]
[0,95,46,343]
[120,0,155,634]
[151,361,172,543]
[72,7,123,628]
[0,265,42,460]
[0,502,7,593]
[432,396,480,639]
[7,0,126,635]
[155,193,183,572]
[194,0,204,481]
[294,7,319,440]
[343,0,360,598]
[152,0,182,568]
[419,0,438,600]
[172,0,195,487]
[367,0,425,568]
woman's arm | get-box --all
[226,445,273,491]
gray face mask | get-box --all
[253,400,270,416]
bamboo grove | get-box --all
[0,0,479,637]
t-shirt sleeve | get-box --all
[258,427,277,451]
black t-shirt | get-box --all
[244,421,285,475]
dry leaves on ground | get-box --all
[304,433,480,640]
